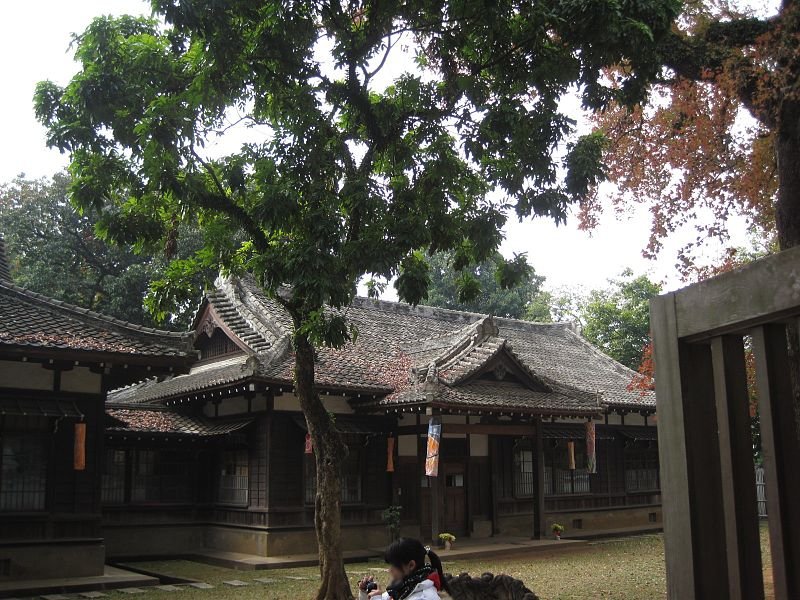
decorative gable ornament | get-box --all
[201,316,217,338]
[493,363,508,381]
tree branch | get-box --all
[190,149,270,252]
[657,17,780,127]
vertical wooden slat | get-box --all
[752,325,800,600]
[711,335,764,600]
[651,293,697,599]
[681,342,728,599]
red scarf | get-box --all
[427,571,441,590]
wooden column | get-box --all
[263,391,274,514]
[651,294,697,599]
[711,336,764,600]
[416,413,424,540]
[534,418,545,539]
[652,294,729,599]
[490,435,500,535]
[753,324,800,600]
[465,416,473,536]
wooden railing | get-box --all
[651,245,800,600]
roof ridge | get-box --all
[560,326,644,381]
[351,294,575,331]
[0,279,192,343]
[220,275,292,348]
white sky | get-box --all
[1,0,757,296]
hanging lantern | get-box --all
[304,433,313,454]
[74,422,86,471]
[567,440,575,471]
[386,436,395,473]
[585,421,597,474]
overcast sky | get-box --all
[1,0,756,296]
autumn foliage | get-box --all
[582,1,788,272]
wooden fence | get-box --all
[651,245,800,600]
[755,466,767,518]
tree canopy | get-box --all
[0,173,205,328]
[33,2,682,598]
[425,250,550,320]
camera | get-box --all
[365,581,378,592]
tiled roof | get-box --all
[0,280,194,359]
[111,274,655,412]
[106,406,252,436]
[109,355,258,404]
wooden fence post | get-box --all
[753,325,800,600]
[711,335,764,600]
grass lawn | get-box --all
[118,528,772,600]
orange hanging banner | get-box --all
[425,418,441,477]
[585,421,597,474]
[74,422,86,471]
[386,437,395,473]
[567,441,575,471]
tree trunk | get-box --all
[776,101,800,251]
[294,332,354,600]
[775,100,800,447]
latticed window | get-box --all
[305,447,362,504]
[624,442,660,492]
[513,442,535,498]
[218,449,249,506]
[199,329,240,360]
[0,430,47,511]
[104,448,194,505]
[101,449,126,504]
[131,450,158,502]
[544,440,590,496]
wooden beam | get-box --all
[651,293,697,599]
[666,245,800,341]
[396,423,536,436]
[752,325,800,600]
[711,336,764,600]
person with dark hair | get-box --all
[358,537,451,600]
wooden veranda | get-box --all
[651,245,800,600]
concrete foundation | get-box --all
[105,522,390,559]
[545,505,662,535]
[0,539,105,581]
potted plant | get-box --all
[551,523,565,540]
[438,532,456,550]
[382,505,403,542]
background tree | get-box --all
[34,2,680,598]
[581,270,662,371]
[0,173,205,328]
[425,250,548,319]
